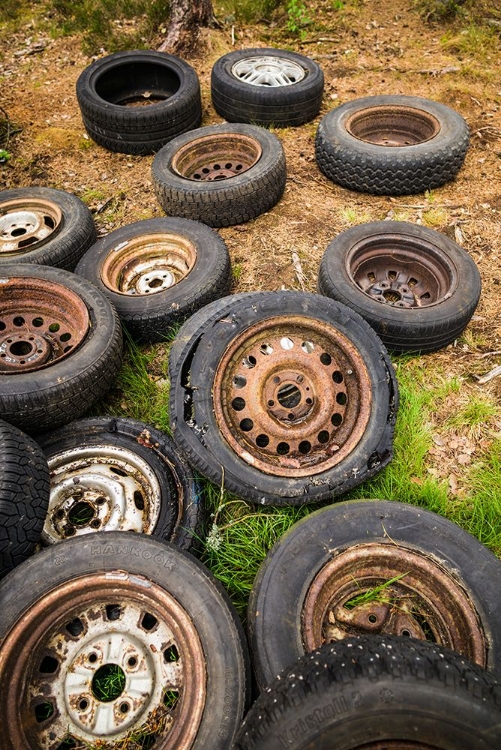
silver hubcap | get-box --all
[231,56,306,87]
[0,208,59,254]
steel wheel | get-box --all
[0,277,89,373]
[100,232,197,296]
[0,573,206,749]
[347,232,457,308]
[0,197,62,256]
[213,315,372,477]
[230,56,306,87]
[345,104,441,147]
[42,444,163,543]
[301,543,486,665]
[171,132,262,181]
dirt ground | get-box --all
[1,0,500,438]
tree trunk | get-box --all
[158,0,215,54]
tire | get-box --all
[0,187,96,270]
[37,417,204,553]
[0,532,251,749]
[0,420,50,579]
[75,217,232,343]
[152,123,287,227]
[234,635,501,750]
[76,50,202,155]
[318,221,481,353]
[169,291,397,505]
[315,95,470,195]
[0,264,123,433]
[211,47,324,127]
[247,499,501,690]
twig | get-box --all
[475,365,501,384]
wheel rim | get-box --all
[171,133,262,182]
[0,573,206,749]
[42,444,163,544]
[347,234,457,308]
[212,315,372,477]
[101,233,197,296]
[0,198,62,256]
[0,277,89,373]
[231,56,306,87]
[301,543,487,666]
[345,105,441,147]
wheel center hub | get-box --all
[133,267,176,294]
[0,331,52,371]
[264,370,315,423]
[366,279,416,307]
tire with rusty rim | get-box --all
[75,217,231,342]
[37,417,204,553]
[0,531,250,749]
[315,95,469,194]
[169,291,398,505]
[76,50,202,155]
[211,47,324,127]
[0,187,96,270]
[152,123,286,227]
[0,264,123,433]
[247,499,501,690]
[0,420,50,579]
[318,222,481,353]
[234,635,501,750]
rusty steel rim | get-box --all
[302,543,487,666]
[345,105,441,147]
[212,315,372,477]
[0,197,62,256]
[42,445,162,544]
[358,743,437,749]
[0,573,206,749]
[171,132,262,181]
[101,232,197,296]
[0,277,89,374]
[347,234,457,308]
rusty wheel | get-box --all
[0,532,250,750]
[152,123,286,227]
[318,221,481,353]
[316,94,469,195]
[169,291,397,505]
[0,187,96,269]
[75,217,231,343]
[248,500,501,690]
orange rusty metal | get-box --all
[212,315,372,477]
[171,132,262,181]
[345,104,441,147]
[0,197,62,256]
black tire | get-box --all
[76,50,202,155]
[0,264,123,433]
[318,221,481,353]
[152,123,287,227]
[75,217,232,343]
[234,635,501,750]
[315,95,469,195]
[0,420,50,579]
[211,47,324,127]
[169,291,397,505]
[247,499,501,690]
[37,417,204,553]
[0,187,96,270]
[0,532,251,749]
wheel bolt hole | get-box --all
[120,703,130,714]
[368,614,378,624]
[78,698,89,711]
[88,653,99,664]
[267,399,275,407]
[401,629,411,637]
[127,656,138,668]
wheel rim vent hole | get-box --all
[164,690,180,710]
[39,655,59,674]
[164,644,179,662]
[66,617,84,638]
[141,612,158,631]
[34,701,55,723]
[106,604,122,621]
[134,490,145,510]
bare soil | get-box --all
[1,0,500,482]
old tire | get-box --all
[234,636,501,750]
[315,95,469,195]
[169,291,397,505]
[37,417,204,553]
[152,123,286,227]
[0,187,96,270]
[0,264,123,433]
[0,420,50,579]
[211,47,324,127]
[76,50,202,155]
[247,499,501,690]
[75,217,231,343]
[318,221,481,352]
[0,532,250,749]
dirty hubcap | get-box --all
[231,57,306,87]
[0,198,62,255]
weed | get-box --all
[286,0,311,39]
[445,392,500,435]
[340,207,372,225]
[440,24,500,59]
[0,149,10,163]
[344,573,408,609]
[421,207,449,227]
